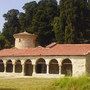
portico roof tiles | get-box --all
[0,44,90,57]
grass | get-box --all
[0,76,90,90]
[52,76,90,90]
[0,77,56,90]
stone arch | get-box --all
[6,60,13,72]
[0,59,4,72]
[24,59,33,76]
[35,58,47,74]
[15,60,22,73]
[49,59,59,74]
[61,58,72,76]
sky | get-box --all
[0,0,40,32]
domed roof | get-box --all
[13,31,37,38]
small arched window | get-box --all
[19,38,21,42]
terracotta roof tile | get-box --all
[0,44,90,57]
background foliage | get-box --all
[0,0,90,49]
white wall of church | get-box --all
[0,55,86,78]
[71,56,86,76]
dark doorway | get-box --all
[49,59,59,74]
[36,58,46,74]
[61,59,72,76]
[15,60,22,73]
[0,59,4,72]
[24,60,33,76]
[6,60,13,72]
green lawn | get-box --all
[0,77,56,90]
[0,76,90,90]
[52,76,90,90]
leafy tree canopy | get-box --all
[0,0,89,49]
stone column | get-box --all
[4,64,6,73]
[32,59,36,75]
[33,64,36,75]
[47,64,49,74]
[59,63,62,75]
[21,60,25,76]
[12,61,15,73]
[46,60,49,75]
[13,64,15,73]
[3,60,6,73]
[22,63,24,76]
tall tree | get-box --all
[31,0,59,46]
[53,17,65,43]
[0,34,10,50]
[2,9,21,46]
[19,1,38,32]
[53,0,66,43]
[74,0,88,43]
[53,0,88,44]
[0,35,6,49]
[85,1,90,43]
[64,0,76,43]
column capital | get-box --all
[32,61,36,65]
[12,60,15,65]
[3,60,7,65]
[59,61,62,66]
[46,61,49,65]
[21,60,25,65]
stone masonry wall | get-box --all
[0,55,86,78]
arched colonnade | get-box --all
[0,58,72,76]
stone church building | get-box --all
[0,32,90,78]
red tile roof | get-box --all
[0,44,90,57]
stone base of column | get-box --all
[32,72,36,76]
[21,72,24,76]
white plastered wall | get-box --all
[0,55,86,78]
